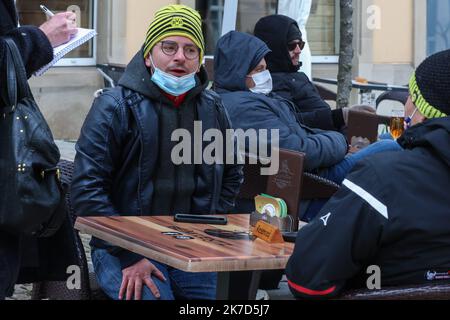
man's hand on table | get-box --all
[119,258,167,300]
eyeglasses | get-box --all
[287,40,306,51]
[159,41,200,60]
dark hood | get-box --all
[398,117,450,167]
[214,31,270,92]
[254,15,301,73]
[118,48,209,101]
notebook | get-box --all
[34,28,97,76]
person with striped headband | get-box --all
[71,5,243,300]
[285,49,450,299]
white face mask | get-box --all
[249,70,273,95]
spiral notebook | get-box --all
[35,28,97,76]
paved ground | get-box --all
[9,140,293,300]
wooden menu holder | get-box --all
[252,220,284,244]
[250,211,294,232]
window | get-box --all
[196,0,339,62]
[197,0,278,56]
[16,0,96,66]
[307,0,339,62]
[196,0,225,56]
[235,0,278,34]
[427,0,450,56]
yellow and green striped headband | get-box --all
[143,5,205,63]
[409,73,447,119]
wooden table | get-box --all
[75,214,294,300]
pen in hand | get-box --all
[38,5,78,47]
[40,5,55,18]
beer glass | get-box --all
[390,106,405,139]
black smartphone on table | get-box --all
[174,214,228,225]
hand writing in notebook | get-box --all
[39,12,78,47]
[34,28,97,76]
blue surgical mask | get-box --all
[249,70,273,95]
[149,56,197,96]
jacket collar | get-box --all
[398,117,450,167]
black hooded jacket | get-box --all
[254,15,345,132]
[286,117,450,299]
[71,49,243,269]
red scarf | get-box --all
[162,91,188,108]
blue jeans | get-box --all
[302,139,402,221]
[321,139,402,184]
[91,248,217,300]
[379,133,394,140]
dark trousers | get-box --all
[0,233,21,300]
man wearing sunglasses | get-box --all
[254,15,374,132]
[71,5,242,301]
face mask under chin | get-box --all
[149,55,197,96]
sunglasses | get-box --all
[287,41,306,51]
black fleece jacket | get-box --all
[286,118,450,299]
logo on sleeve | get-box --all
[320,213,332,226]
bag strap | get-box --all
[3,38,33,111]
[2,39,17,111]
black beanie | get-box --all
[409,49,450,118]
[287,23,302,43]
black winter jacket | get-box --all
[71,50,243,269]
[272,72,345,131]
[254,14,345,131]
[286,117,450,299]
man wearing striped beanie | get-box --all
[286,49,450,299]
[143,4,205,100]
[404,49,450,128]
[71,5,242,301]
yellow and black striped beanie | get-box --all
[143,5,205,62]
[409,49,450,119]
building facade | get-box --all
[16,0,450,140]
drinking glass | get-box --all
[390,106,405,139]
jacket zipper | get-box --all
[170,103,182,215]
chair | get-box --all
[237,149,339,227]
[340,283,450,300]
[96,63,126,88]
[230,149,339,299]
[313,83,337,102]
[31,160,107,300]
[204,57,215,82]
[376,90,409,109]
[346,110,391,144]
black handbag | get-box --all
[0,38,65,237]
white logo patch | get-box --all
[320,213,332,226]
